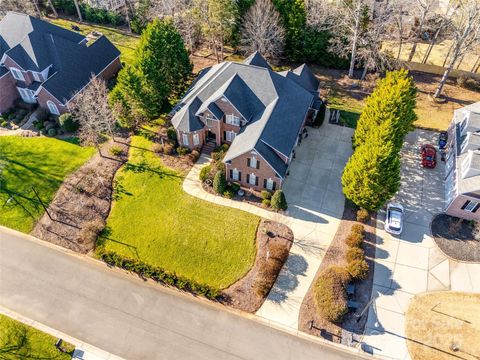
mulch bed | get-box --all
[31,137,130,253]
[431,214,480,262]
[298,202,376,344]
[221,219,294,313]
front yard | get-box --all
[0,313,74,359]
[0,136,94,233]
[100,134,260,290]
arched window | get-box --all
[47,100,60,115]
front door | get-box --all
[206,130,216,142]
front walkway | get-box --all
[183,123,354,330]
[361,129,480,359]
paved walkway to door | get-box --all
[183,123,354,330]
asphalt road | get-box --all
[0,228,364,360]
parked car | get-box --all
[421,144,437,168]
[438,131,448,150]
[384,203,404,235]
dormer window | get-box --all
[10,68,24,81]
[32,72,41,82]
[226,114,240,126]
[205,115,216,127]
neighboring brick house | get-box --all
[445,102,480,221]
[0,12,121,115]
[170,52,321,192]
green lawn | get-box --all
[0,314,74,359]
[101,134,259,289]
[0,137,94,232]
[328,92,363,128]
[49,18,139,66]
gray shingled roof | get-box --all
[243,51,271,70]
[171,53,316,178]
[171,97,204,132]
[0,12,85,71]
[0,12,120,104]
[280,64,320,93]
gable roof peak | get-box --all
[243,51,271,70]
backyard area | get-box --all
[100,134,260,290]
[405,292,480,360]
[0,137,94,233]
[48,17,139,66]
[0,313,74,359]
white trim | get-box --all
[232,168,239,181]
[47,100,60,115]
[266,178,274,190]
[464,200,478,212]
[248,173,256,186]
[35,85,64,105]
[32,71,41,82]
[10,67,24,81]
[17,87,36,103]
[0,53,6,65]
[64,55,121,106]
[182,133,189,146]
[193,133,200,146]
[224,148,283,179]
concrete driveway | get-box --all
[256,123,354,329]
[361,129,480,359]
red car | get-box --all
[421,144,437,168]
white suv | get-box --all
[384,203,404,235]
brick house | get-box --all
[170,52,321,192]
[0,12,121,115]
[445,102,480,221]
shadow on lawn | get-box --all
[97,226,140,259]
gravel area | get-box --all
[431,213,480,262]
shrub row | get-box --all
[345,224,369,280]
[100,251,220,299]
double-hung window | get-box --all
[225,131,236,142]
[248,173,256,186]
[193,133,200,146]
[248,156,259,169]
[226,114,240,126]
[462,200,479,213]
[182,133,189,146]
[10,68,24,81]
[206,115,215,128]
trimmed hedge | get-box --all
[313,266,351,322]
[100,251,220,299]
[347,259,369,280]
[346,247,365,263]
[345,231,364,248]
[351,224,365,235]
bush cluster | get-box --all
[213,170,227,194]
[176,146,190,156]
[344,224,369,280]
[166,126,177,140]
[59,113,79,132]
[313,266,351,322]
[457,75,480,91]
[356,208,369,223]
[100,251,220,299]
[271,190,287,211]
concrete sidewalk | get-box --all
[183,123,354,330]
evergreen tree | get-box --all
[271,189,288,210]
[272,0,306,61]
[342,123,401,211]
[213,170,227,194]
[353,70,417,151]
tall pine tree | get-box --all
[353,70,417,152]
[272,0,306,61]
[342,121,401,211]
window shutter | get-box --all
[239,172,242,181]
[223,131,226,141]
[473,203,480,213]
[247,158,251,167]
[461,201,470,210]
[273,181,276,191]
[247,174,250,184]
[229,169,233,179]
[256,161,260,170]
[263,179,267,188]
[255,176,259,186]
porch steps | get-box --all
[202,142,216,155]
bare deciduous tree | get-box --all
[70,76,117,156]
[434,0,480,98]
[240,0,285,61]
[407,0,437,62]
[0,0,36,17]
[73,0,83,22]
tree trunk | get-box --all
[125,2,131,33]
[434,57,455,98]
[472,55,480,73]
[396,38,403,61]
[408,11,426,62]
[361,63,369,81]
[442,42,454,67]
[31,0,42,17]
[47,0,58,17]
[73,0,83,22]
[348,21,359,78]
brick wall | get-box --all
[98,57,121,81]
[178,129,205,150]
[0,72,18,113]
[3,56,34,86]
[36,88,66,114]
[446,193,480,221]
[225,150,283,191]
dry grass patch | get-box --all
[406,292,480,360]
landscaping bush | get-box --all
[230,182,240,193]
[345,231,364,248]
[47,128,57,136]
[99,251,220,299]
[199,164,212,182]
[261,190,272,200]
[313,266,351,322]
[163,142,174,155]
[152,143,163,154]
[109,146,123,156]
[0,120,7,127]
[176,146,190,156]
[59,113,79,132]
[346,259,369,280]
[223,190,234,199]
[346,247,365,263]
[271,190,287,211]
[262,199,271,207]
[213,170,227,194]
[351,224,365,235]
[167,126,177,140]
[357,208,369,223]
[189,150,200,162]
